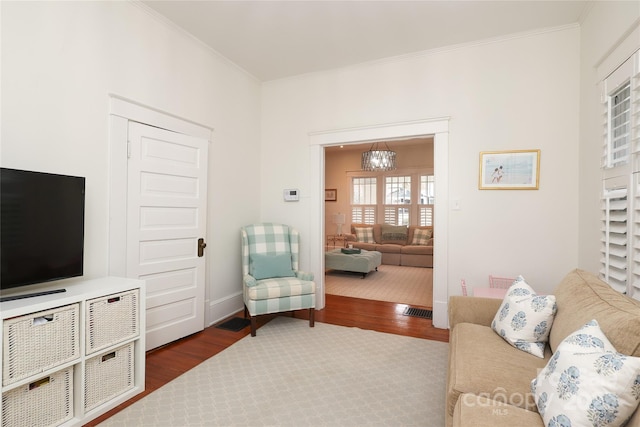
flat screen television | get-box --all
[1,167,85,296]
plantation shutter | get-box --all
[419,206,433,226]
[384,207,396,225]
[601,186,628,293]
[632,173,640,300]
[352,206,376,225]
[599,50,640,297]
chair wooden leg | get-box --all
[250,316,257,337]
[309,308,315,328]
[244,305,249,319]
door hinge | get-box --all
[127,140,132,159]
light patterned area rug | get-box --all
[325,264,433,308]
[99,317,448,427]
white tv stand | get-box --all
[0,277,145,426]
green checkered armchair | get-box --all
[241,223,316,336]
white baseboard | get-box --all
[207,292,244,327]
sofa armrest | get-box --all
[448,296,502,330]
[345,233,357,242]
[243,274,257,287]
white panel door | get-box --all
[127,122,208,350]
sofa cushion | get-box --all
[549,269,640,356]
[407,225,433,244]
[447,322,549,420]
[532,319,640,427]
[491,276,557,358]
[374,243,402,254]
[351,223,382,243]
[380,224,408,244]
[354,226,375,243]
[411,227,433,245]
[401,244,433,255]
[453,394,544,427]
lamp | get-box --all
[333,213,345,235]
[361,142,397,171]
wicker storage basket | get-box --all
[84,342,134,411]
[2,304,80,386]
[86,289,139,354]
[1,367,73,427]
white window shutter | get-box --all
[631,173,640,301]
[363,206,375,224]
[601,186,628,293]
[632,53,640,158]
[351,206,376,225]
[351,207,362,224]
[599,51,640,297]
[384,207,396,225]
[419,205,433,226]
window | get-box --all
[606,82,631,168]
[385,176,411,204]
[385,176,411,225]
[419,175,435,226]
[599,50,640,300]
[349,171,433,226]
[351,177,377,224]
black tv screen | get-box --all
[1,168,85,290]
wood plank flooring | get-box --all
[86,294,448,426]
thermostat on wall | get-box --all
[284,189,299,202]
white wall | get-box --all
[261,26,581,308]
[0,1,262,323]
[578,2,640,272]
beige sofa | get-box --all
[345,223,433,267]
[446,269,640,427]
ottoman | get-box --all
[325,249,382,278]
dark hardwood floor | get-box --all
[86,294,448,426]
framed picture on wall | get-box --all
[479,149,540,190]
[325,189,337,201]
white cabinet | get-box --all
[0,277,145,427]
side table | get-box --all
[326,234,347,249]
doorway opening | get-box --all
[308,117,450,328]
[323,138,434,308]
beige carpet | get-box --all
[325,264,433,308]
[98,317,448,426]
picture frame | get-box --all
[479,149,540,190]
[325,189,337,201]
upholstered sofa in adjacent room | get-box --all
[447,269,640,427]
[345,223,433,267]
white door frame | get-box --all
[308,118,450,328]
[107,95,214,323]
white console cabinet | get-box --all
[0,277,145,427]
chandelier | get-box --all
[361,142,397,171]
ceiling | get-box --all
[142,0,589,82]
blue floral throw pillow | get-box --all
[531,320,640,427]
[491,275,557,358]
